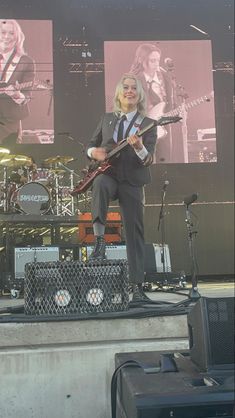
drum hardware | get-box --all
[0,154,34,213]
[0,166,11,212]
[56,161,82,216]
[52,170,76,216]
[30,167,52,184]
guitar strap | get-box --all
[124,112,144,138]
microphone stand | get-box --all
[157,183,169,284]
[184,204,201,300]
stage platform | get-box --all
[0,281,233,418]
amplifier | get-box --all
[14,247,60,280]
[80,245,127,262]
[24,259,129,315]
[78,212,122,243]
[80,244,171,274]
[144,243,171,273]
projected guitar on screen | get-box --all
[0,19,54,147]
[104,40,216,164]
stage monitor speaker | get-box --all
[115,350,234,418]
[24,259,129,316]
[14,247,60,280]
[187,297,234,371]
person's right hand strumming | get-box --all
[91,147,107,161]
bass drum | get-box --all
[11,182,51,215]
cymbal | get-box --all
[49,169,66,175]
[44,155,75,165]
[0,154,32,167]
[0,146,10,155]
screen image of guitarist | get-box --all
[0,19,53,147]
[104,40,216,164]
[0,19,35,146]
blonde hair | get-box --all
[113,73,147,116]
[0,19,25,55]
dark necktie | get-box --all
[147,80,161,106]
[117,115,127,142]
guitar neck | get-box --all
[0,79,52,93]
[0,80,33,92]
[164,94,212,118]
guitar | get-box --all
[0,79,53,94]
[71,115,181,196]
[148,91,214,139]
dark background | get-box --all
[1,0,234,276]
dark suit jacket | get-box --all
[86,112,157,187]
[0,54,35,123]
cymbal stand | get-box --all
[58,162,81,216]
[3,166,9,212]
[59,171,75,216]
[53,173,60,216]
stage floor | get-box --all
[0,279,233,309]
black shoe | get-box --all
[132,284,151,302]
[88,236,106,261]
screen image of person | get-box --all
[86,73,157,302]
[129,43,180,163]
[0,19,35,146]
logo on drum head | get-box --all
[19,194,49,202]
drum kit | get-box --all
[0,147,84,216]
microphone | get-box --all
[164,57,174,70]
[163,180,169,191]
[183,193,198,206]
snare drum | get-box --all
[10,182,51,214]
[30,168,51,184]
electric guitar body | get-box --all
[71,115,181,197]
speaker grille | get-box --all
[24,260,129,315]
[206,298,234,365]
[188,297,234,370]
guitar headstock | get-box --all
[204,91,214,101]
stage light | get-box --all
[190,24,208,35]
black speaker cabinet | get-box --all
[115,350,234,418]
[24,260,129,316]
[187,297,234,371]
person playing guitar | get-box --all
[84,73,157,302]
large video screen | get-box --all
[104,40,216,164]
[0,19,53,146]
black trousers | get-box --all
[91,173,145,284]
